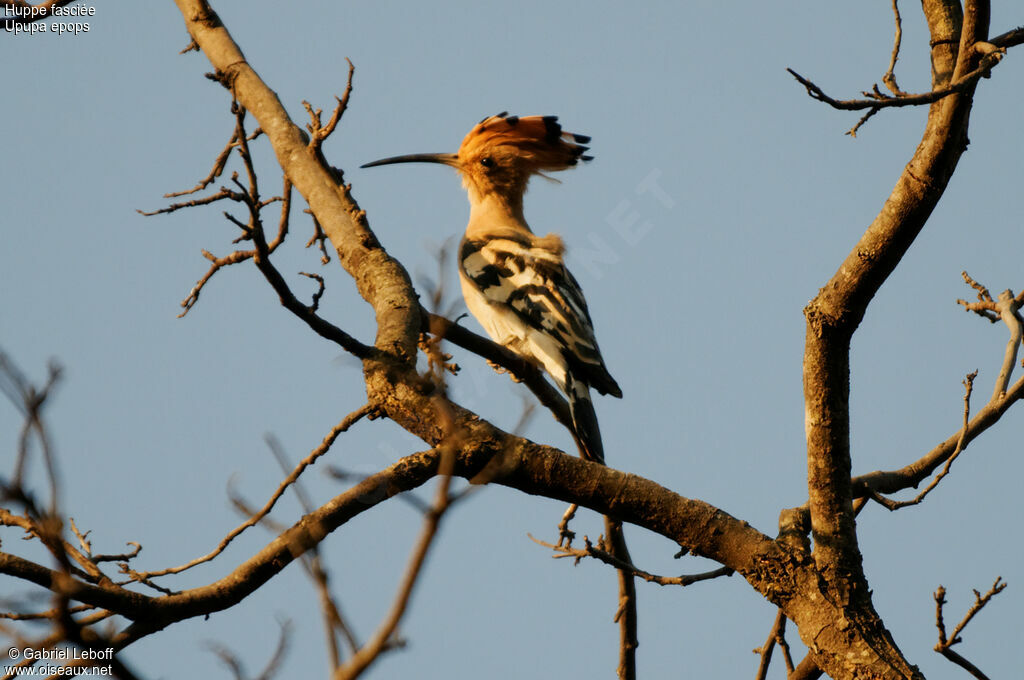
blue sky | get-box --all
[3,2,1022,677]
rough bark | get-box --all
[797,1,989,677]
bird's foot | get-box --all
[556,503,578,548]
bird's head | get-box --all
[361,113,592,206]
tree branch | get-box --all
[424,311,573,433]
[933,578,1006,680]
[803,0,981,576]
[332,445,457,680]
[173,0,420,362]
[753,609,790,680]
[124,404,372,582]
[853,276,1024,500]
[787,48,1003,113]
[989,25,1024,48]
[535,533,733,588]
[865,371,976,511]
[1,436,779,643]
[882,0,909,96]
[795,3,998,676]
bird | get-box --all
[361,112,621,463]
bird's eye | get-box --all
[479,157,495,168]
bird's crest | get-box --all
[458,112,593,172]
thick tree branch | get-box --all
[803,0,982,582]
[0,372,992,680]
[796,2,996,676]
[0,439,780,646]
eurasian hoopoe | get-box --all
[362,112,621,463]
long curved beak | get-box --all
[360,152,459,169]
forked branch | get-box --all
[125,403,373,583]
[753,609,794,680]
[882,0,909,96]
[333,423,461,680]
[787,46,1003,112]
[934,578,1007,680]
[532,534,733,588]
[865,371,977,511]
[957,272,1023,400]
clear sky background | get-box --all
[3,2,1022,678]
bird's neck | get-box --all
[465,191,530,239]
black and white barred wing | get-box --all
[459,235,621,398]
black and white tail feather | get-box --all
[565,374,607,463]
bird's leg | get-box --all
[485,359,525,383]
[557,503,578,547]
[419,332,459,375]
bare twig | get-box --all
[867,371,976,511]
[144,103,373,358]
[305,213,332,264]
[788,44,1005,135]
[556,503,578,548]
[299,272,326,312]
[1,352,63,517]
[137,187,239,217]
[603,517,637,680]
[933,578,1006,680]
[848,276,1024,507]
[263,436,360,671]
[332,442,459,680]
[126,404,372,582]
[788,47,1004,112]
[305,58,355,152]
[532,534,733,588]
[753,609,791,680]
[177,247,256,317]
[159,117,264,199]
[267,176,291,252]
[956,273,1023,399]
[847,106,881,138]
[851,368,1024,501]
[882,0,909,96]
[208,618,291,680]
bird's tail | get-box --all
[566,375,605,464]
